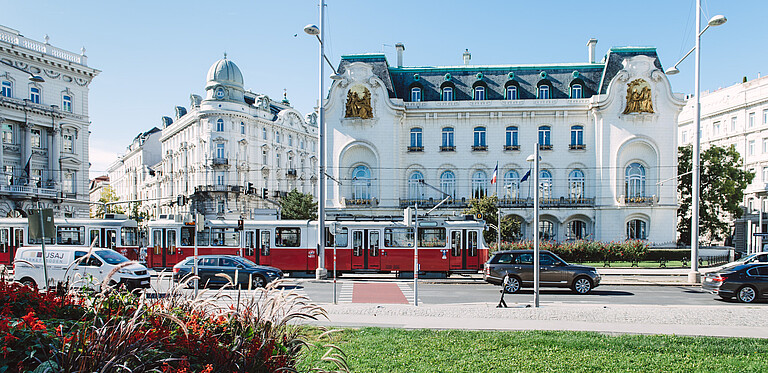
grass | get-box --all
[299,328,768,372]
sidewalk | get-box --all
[309,301,768,339]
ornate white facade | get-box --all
[325,43,684,245]
[0,25,99,218]
[678,75,768,251]
[111,57,318,220]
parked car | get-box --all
[173,255,283,288]
[14,246,150,291]
[705,252,768,273]
[483,250,601,294]
[702,263,768,303]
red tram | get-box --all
[0,215,141,266]
[145,216,489,276]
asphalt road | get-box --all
[148,277,760,307]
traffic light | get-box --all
[262,188,269,199]
[237,219,244,231]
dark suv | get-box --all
[483,250,601,294]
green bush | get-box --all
[497,240,651,265]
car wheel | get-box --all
[503,275,521,294]
[571,276,593,294]
[252,275,267,288]
[737,286,757,303]
[20,277,37,290]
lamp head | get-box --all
[708,15,727,27]
[526,154,536,162]
[330,73,342,80]
[665,67,680,75]
[29,75,45,83]
[303,24,320,36]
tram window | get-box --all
[261,231,270,256]
[325,227,348,247]
[353,231,363,256]
[384,227,414,247]
[468,231,478,256]
[275,227,300,247]
[167,230,176,254]
[0,229,7,252]
[153,230,163,255]
[196,229,210,246]
[28,230,54,245]
[208,228,240,247]
[451,231,461,256]
[370,231,380,257]
[56,226,85,245]
[89,230,100,247]
[244,231,254,256]
[122,227,138,246]
[418,228,446,247]
[180,227,195,246]
[106,230,117,249]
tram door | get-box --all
[243,230,259,264]
[351,230,378,270]
[152,229,165,268]
[0,228,9,265]
[259,230,271,266]
[449,230,480,270]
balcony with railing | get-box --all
[407,146,424,152]
[398,198,469,209]
[195,185,241,193]
[0,185,59,198]
[569,144,586,150]
[343,197,377,206]
[471,145,488,152]
[504,145,520,151]
[439,145,455,152]
[211,157,228,166]
[286,169,297,177]
[539,144,553,150]
[623,195,655,205]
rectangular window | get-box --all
[506,86,517,100]
[764,138,768,154]
[764,109,768,125]
[384,227,414,247]
[30,87,40,104]
[31,128,41,148]
[63,171,75,193]
[216,143,225,158]
[56,226,85,245]
[538,85,550,99]
[749,112,755,128]
[276,153,281,167]
[275,131,280,143]
[216,172,224,185]
[442,87,453,101]
[1,81,11,97]
[1,124,12,144]
[763,167,768,182]
[442,128,454,147]
[262,149,268,164]
[411,88,422,102]
[571,85,582,98]
[731,117,737,131]
[63,134,74,152]
[288,135,293,146]
[262,127,267,140]
[682,131,688,143]
[325,227,349,247]
[240,122,245,135]
[275,227,300,247]
[749,140,755,155]
[474,128,486,146]
[32,169,42,187]
[713,121,721,135]
[121,227,138,246]
[410,129,422,147]
[418,228,446,247]
[62,95,72,112]
[473,87,485,100]
[570,127,584,145]
[4,165,12,185]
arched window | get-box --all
[571,83,583,99]
[539,220,556,241]
[352,165,372,200]
[503,170,520,199]
[1,80,11,97]
[411,87,422,102]
[538,126,551,147]
[505,126,519,149]
[408,171,424,200]
[288,134,293,146]
[62,94,72,112]
[537,83,550,99]
[473,86,486,100]
[568,169,585,200]
[505,85,518,100]
[410,128,423,148]
[567,220,588,240]
[570,125,584,148]
[441,127,454,149]
[539,170,553,199]
[472,170,488,198]
[625,163,646,198]
[262,127,267,140]
[473,126,486,147]
[30,86,41,104]
[440,171,456,199]
[216,119,224,132]
[442,86,454,101]
[627,219,647,239]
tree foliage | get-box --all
[94,186,124,218]
[280,189,317,220]
[678,144,754,244]
[463,195,521,246]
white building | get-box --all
[678,74,768,251]
[324,41,684,245]
[106,127,162,216]
[88,175,109,217]
[113,57,318,220]
[0,25,99,218]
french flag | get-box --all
[490,163,498,184]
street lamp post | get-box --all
[526,147,540,308]
[0,60,45,82]
[665,3,726,284]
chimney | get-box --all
[587,38,598,63]
[395,42,405,67]
[463,49,471,65]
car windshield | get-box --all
[95,250,130,265]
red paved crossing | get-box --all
[351,282,409,304]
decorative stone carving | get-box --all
[345,85,373,119]
[623,78,654,114]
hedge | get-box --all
[497,240,651,265]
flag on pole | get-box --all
[24,155,31,177]
[520,169,531,182]
[490,163,498,184]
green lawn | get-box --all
[300,328,768,372]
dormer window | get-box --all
[215,87,225,99]
[537,84,550,99]
[505,85,518,100]
[442,86,454,101]
[411,87,422,102]
[571,84,583,99]
[473,86,486,100]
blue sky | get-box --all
[1,0,763,178]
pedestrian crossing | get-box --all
[337,281,418,305]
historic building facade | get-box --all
[106,127,162,216]
[0,25,99,218]
[678,75,768,252]
[110,57,318,220]
[324,41,684,245]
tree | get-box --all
[280,189,317,220]
[94,185,124,218]
[678,144,754,244]
[463,195,521,246]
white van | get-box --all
[13,246,151,291]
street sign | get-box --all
[28,209,54,240]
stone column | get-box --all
[50,124,60,188]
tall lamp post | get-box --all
[665,3,726,284]
[0,60,45,83]
[526,147,540,308]
[305,0,342,280]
